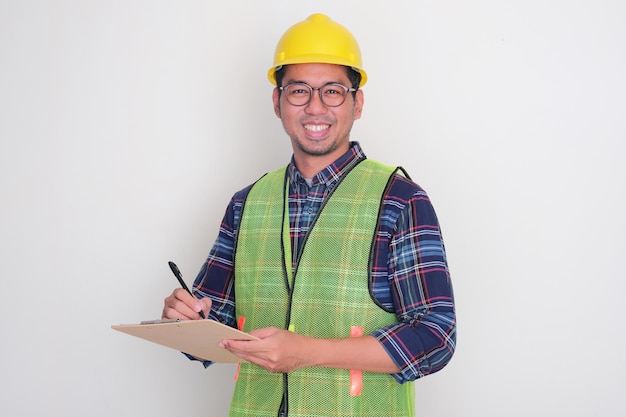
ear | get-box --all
[272,88,281,118]
[353,89,364,120]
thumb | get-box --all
[248,326,280,339]
[199,297,212,316]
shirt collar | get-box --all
[287,142,366,188]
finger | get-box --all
[162,301,197,320]
[199,297,212,317]
[221,340,283,373]
[221,341,268,368]
[220,339,248,351]
[162,289,203,319]
[173,288,208,316]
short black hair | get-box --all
[274,65,361,97]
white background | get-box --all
[1,1,624,416]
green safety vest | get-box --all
[231,159,414,417]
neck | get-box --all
[292,153,339,179]
[292,142,350,179]
[293,158,327,179]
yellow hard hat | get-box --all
[268,13,367,87]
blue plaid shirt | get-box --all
[193,142,456,383]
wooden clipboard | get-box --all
[111,319,258,363]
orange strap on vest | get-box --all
[233,316,246,381]
[350,326,363,396]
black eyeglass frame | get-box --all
[278,82,357,107]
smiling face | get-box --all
[272,63,364,178]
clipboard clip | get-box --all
[139,318,181,325]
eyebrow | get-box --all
[284,79,347,86]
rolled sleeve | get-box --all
[372,179,456,383]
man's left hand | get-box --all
[220,327,312,373]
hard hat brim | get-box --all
[267,61,368,87]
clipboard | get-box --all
[111,319,258,363]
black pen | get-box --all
[168,261,206,319]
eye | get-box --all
[287,84,310,96]
[322,84,346,96]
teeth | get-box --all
[304,124,329,132]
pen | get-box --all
[168,261,206,319]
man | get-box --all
[162,13,456,417]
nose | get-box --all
[305,88,328,114]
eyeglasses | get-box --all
[279,82,357,107]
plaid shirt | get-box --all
[193,142,456,383]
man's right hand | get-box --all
[162,288,211,320]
